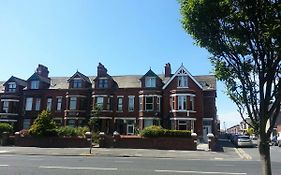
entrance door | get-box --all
[203,125,212,143]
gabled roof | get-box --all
[140,69,160,80]
[3,76,27,87]
[67,71,91,84]
[27,73,50,84]
[162,64,203,90]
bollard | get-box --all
[207,133,214,151]
[85,132,92,154]
[191,133,197,150]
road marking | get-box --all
[0,151,9,153]
[155,169,247,174]
[39,166,117,171]
[0,165,9,167]
[234,148,252,160]
[114,160,134,163]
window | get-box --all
[69,97,77,110]
[56,97,62,111]
[2,101,9,113]
[7,82,16,92]
[145,96,153,111]
[139,97,143,111]
[156,97,160,111]
[106,97,112,110]
[23,119,31,129]
[171,96,175,110]
[128,96,135,112]
[127,120,135,135]
[145,77,156,87]
[67,119,76,127]
[96,97,104,109]
[35,98,41,111]
[144,119,153,128]
[46,98,52,111]
[178,96,187,110]
[190,97,195,110]
[117,97,123,112]
[178,76,188,87]
[73,79,82,88]
[25,98,33,111]
[98,79,108,88]
[31,81,39,89]
[178,120,187,130]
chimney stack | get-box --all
[97,63,108,77]
[36,64,49,78]
[164,63,171,77]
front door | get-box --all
[127,124,134,135]
[203,125,212,143]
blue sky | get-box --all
[0,0,240,129]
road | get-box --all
[0,153,281,175]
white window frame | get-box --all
[96,96,104,109]
[190,96,195,110]
[31,80,39,89]
[47,98,52,111]
[145,77,156,87]
[56,96,62,111]
[25,97,33,111]
[35,98,41,111]
[156,96,161,112]
[145,96,154,111]
[2,101,9,113]
[128,96,135,112]
[98,78,108,88]
[8,82,16,92]
[69,97,77,110]
[117,97,123,112]
[144,119,153,128]
[178,96,187,110]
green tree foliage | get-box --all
[88,105,102,132]
[29,110,58,137]
[0,123,13,136]
[179,1,280,174]
[140,125,191,138]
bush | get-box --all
[140,125,191,138]
[29,110,58,137]
[57,126,89,137]
[0,123,13,136]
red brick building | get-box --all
[0,63,217,141]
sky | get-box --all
[0,0,241,129]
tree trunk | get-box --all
[259,133,272,175]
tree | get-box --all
[88,105,102,132]
[29,110,58,137]
[179,1,280,174]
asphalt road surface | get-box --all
[0,154,281,175]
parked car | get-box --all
[277,132,281,147]
[270,135,278,146]
[234,135,253,147]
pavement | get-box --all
[0,141,246,161]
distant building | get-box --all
[0,63,217,140]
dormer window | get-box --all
[7,82,16,92]
[73,78,82,88]
[145,77,156,87]
[98,78,108,88]
[31,80,39,89]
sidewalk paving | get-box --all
[0,143,243,161]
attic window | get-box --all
[178,76,188,87]
[31,81,39,89]
[145,77,156,87]
[73,78,82,88]
[98,78,108,88]
[7,82,16,92]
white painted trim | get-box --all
[64,117,86,120]
[91,116,112,119]
[0,113,19,116]
[138,117,160,120]
[1,99,20,102]
[203,118,214,121]
[114,117,136,121]
[66,95,86,98]
[170,110,196,113]
[162,65,203,89]
[170,117,197,121]
[92,95,108,97]
[139,94,162,98]
[170,93,195,97]
[0,119,17,122]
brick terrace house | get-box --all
[0,63,217,141]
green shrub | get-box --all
[0,123,13,136]
[140,125,191,138]
[57,126,89,137]
[29,110,58,137]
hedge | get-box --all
[0,123,13,136]
[140,125,192,138]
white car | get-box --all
[277,132,281,147]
